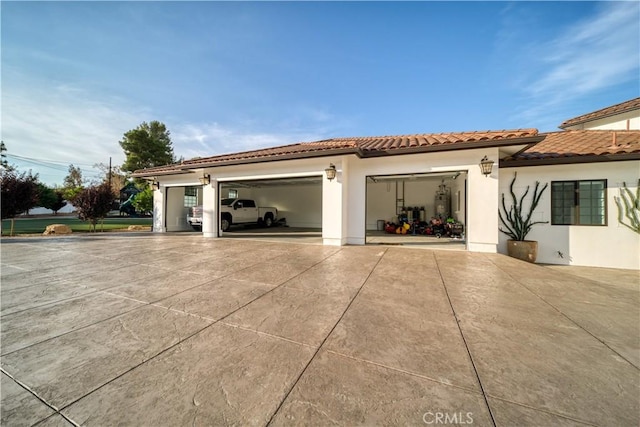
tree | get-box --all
[63,164,84,202]
[37,183,57,209]
[1,169,39,235]
[132,186,153,215]
[74,183,115,232]
[64,164,83,188]
[93,162,127,195]
[120,121,175,173]
[37,184,67,215]
[1,141,15,171]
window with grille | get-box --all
[551,180,606,225]
[184,186,198,207]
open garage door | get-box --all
[365,171,467,249]
[218,176,322,242]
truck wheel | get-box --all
[264,214,273,228]
[221,217,231,232]
[191,225,202,231]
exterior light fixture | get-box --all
[479,156,494,177]
[325,164,337,181]
[152,180,160,190]
[199,174,211,185]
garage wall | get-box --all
[366,181,396,228]
[253,183,322,228]
[166,186,192,231]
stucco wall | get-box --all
[565,111,640,130]
[499,162,640,269]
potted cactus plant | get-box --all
[499,172,548,263]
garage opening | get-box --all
[365,171,467,249]
[218,176,322,242]
[168,185,203,232]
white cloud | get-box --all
[2,73,342,185]
[171,122,328,162]
[2,77,148,184]
[514,2,639,127]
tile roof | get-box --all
[559,97,640,129]
[502,130,640,164]
[329,129,539,152]
[133,129,540,176]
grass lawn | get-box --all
[1,216,153,236]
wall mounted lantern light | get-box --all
[199,174,211,185]
[479,156,494,177]
[152,180,160,190]
[325,164,337,181]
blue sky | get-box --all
[2,1,639,186]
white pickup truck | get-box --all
[187,198,278,232]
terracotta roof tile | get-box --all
[504,130,640,162]
[133,129,540,176]
[559,97,640,129]
[134,140,360,175]
[331,129,539,152]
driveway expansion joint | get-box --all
[266,247,389,426]
[434,252,498,427]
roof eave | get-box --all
[131,147,362,178]
[359,135,544,158]
[131,169,195,178]
[500,153,640,168]
[559,108,638,129]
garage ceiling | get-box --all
[220,176,322,188]
[367,171,466,183]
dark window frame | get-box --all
[551,179,607,226]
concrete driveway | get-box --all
[1,234,638,426]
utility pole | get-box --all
[108,157,112,190]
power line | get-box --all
[5,153,108,168]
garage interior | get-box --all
[218,176,323,240]
[365,171,467,249]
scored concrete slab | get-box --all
[434,251,640,425]
[1,280,101,316]
[155,278,276,320]
[62,323,315,426]
[544,264,640,288]
[231,260,312,286]
[271,350,493,426]
[1,305,211,409]
[488,397,593,427]
[454,310,639,425]
[1,292,144,355]
[325,289,481,391]
[105,269,220,303]
[224,284,355,347]
[1,234,638,426]
[1,372,55,426]
[483,252,640,368]
[32,414,75,427]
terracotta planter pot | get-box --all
[507,240,538,263]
